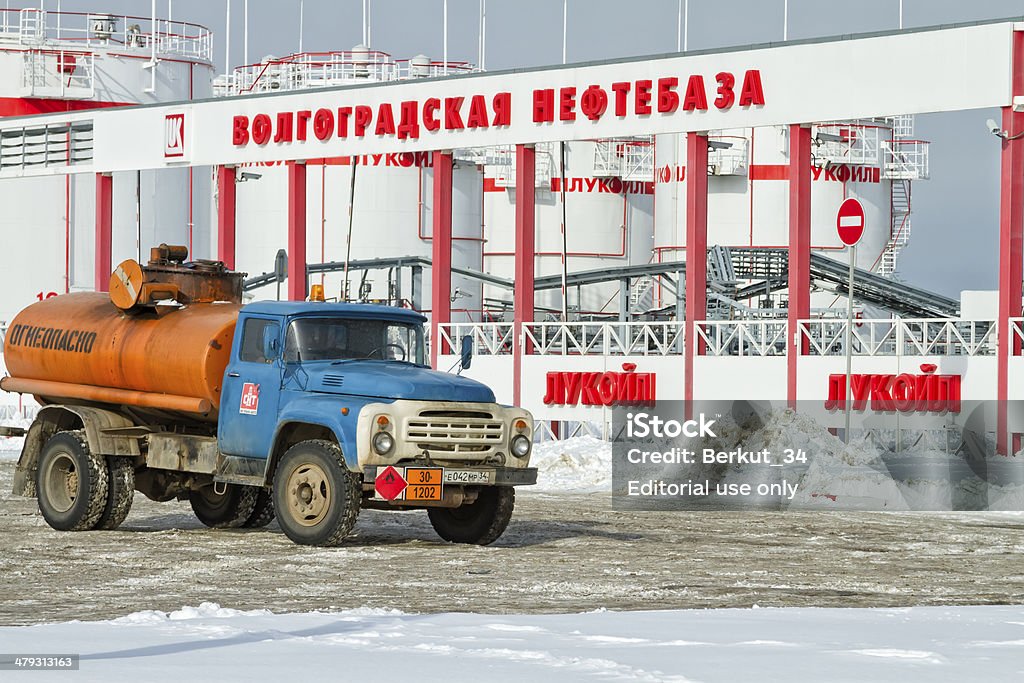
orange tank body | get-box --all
[3,292,240,418]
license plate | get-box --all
[443,469,493,485]
[404,468,443,501]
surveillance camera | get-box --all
[987,118,1004,137]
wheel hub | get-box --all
[286,464,331,527]
[44,452,78,514]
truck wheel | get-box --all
[189,483,259,528]
[36,430,109,532]
[242,489,275,528]
[93,456,136,530]
[428,486,515,545]
[273,440,360,547]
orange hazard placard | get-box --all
[404,468,443,501]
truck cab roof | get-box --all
[241,300,428,324]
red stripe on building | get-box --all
[0,98,131,117]
[749,164,790,180]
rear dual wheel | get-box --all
[36,431,109,531]
[189,483,259,528]
[36,430,137,532]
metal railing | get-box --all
[0,8,212,62]
[479,143,555,188]
[216,50,479,96]
[697,320,787,356]
[21,49,94,98]
[438,323,516,356]
[524,322,685,356]
[814,122,882,166]
[882,138,930,180]
[438,322,685,357]
[799,319,996,357]
[708,134,749,176]
[592,138,654,181]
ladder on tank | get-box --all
[880,179,911,276]
[18,8,45,45]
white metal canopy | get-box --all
[0,19,1018,177]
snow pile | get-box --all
[110,603,274,625]
[2,603,1022,681]
[530,436,612,493]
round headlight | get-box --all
[372,431,394,455]
[510,434,531,458]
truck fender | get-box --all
[12,405,141,497]
[265,402,363,480]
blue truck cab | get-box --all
[214,301,537,546]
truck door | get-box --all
[219,316,283,459]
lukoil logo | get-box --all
[164,113,186,158]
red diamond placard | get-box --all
[374,466,407,501]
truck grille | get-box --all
[406,409,504,453]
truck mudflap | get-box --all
[362,465,537,503]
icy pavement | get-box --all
[4,456,1024,626]
[1,603,1022,682]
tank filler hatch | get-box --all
[109,244,246,312]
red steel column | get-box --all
[684,133,709,410]
[787,125,812,408]
[513,145,536,407]
[287,161,307,301]
[94,172,113,292]
[430,151,454,368]
[217,165,237,269]
[997,30,1024,455]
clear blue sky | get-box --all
[48,0,1024,297]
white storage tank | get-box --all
[219,49,484,320]
[232,155,484,320]
[0,7,214,325]
[652,121,927,310]
[480,139,655,317]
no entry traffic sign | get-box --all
[836,198,865,246]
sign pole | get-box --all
[844,244,855,444]
[835,197,865,445]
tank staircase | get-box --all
[879,178,911,275]
[728,247,957,318]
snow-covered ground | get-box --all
[1,603,1021,682]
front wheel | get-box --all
[273,440,361,547]
[428,486,515,545]
[189,483,258,528]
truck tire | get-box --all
[93,456,136,530]
[36,430,109,532]
[189,483,259,528]
[428,486,515,545]
[242,489,275,528]
[273,440,361,547]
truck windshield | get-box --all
[284,317,425,365]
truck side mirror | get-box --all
[262,326,280,362]
[460,335,473,370]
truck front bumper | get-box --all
[362,465,537,487]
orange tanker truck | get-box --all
[3,246,536,546]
